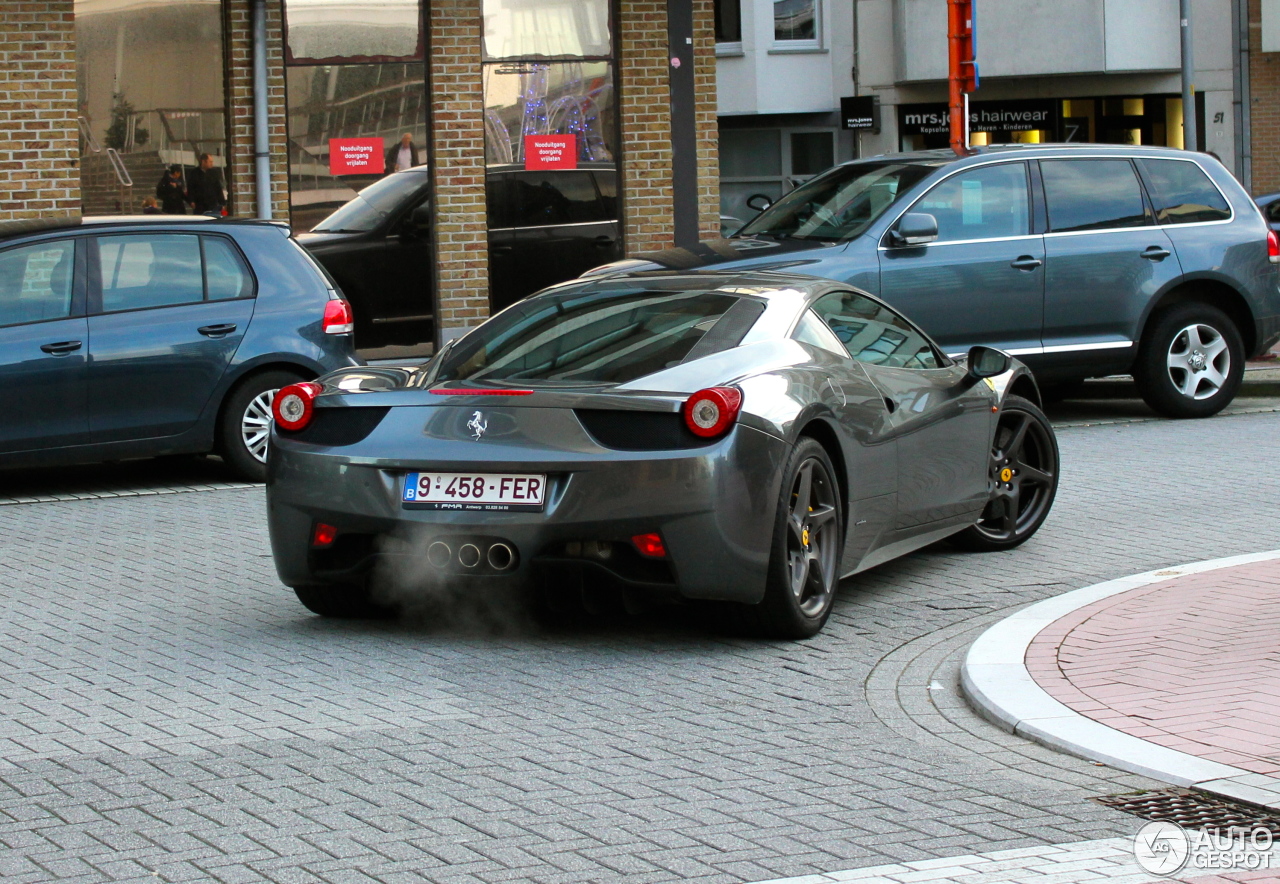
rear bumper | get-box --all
[265,423,788,604]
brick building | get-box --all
[0,0,719,348]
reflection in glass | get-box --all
[285,63,427,232]
[774,0,816,41]
[482,0,611,59]
[284,0,422,63]
[74,0,226,215]
[914,163,1029,242]
[1041,159,1150,233]
[483,62,614,165]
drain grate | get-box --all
[1096,788,1280,835]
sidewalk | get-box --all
[964,552,1280,810]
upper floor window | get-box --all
[482,0,611,59]
[283,0,422,64]
[774,0,819,45]
[716,0,742,44]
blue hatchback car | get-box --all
[0,216,361,480]
[591,145,1280,418]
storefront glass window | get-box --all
[774,0,817,42]
[284,0,422,64]
[74,0,227,215]
[285,63,428,232]
[482,62,616,166]
[482,0,611,60]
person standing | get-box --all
[186,153,226,216]
[155,164,187,214]
[385,133,418,173]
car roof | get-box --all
[0,214,286,243]
[558,268,843,300]
[844,143,1215,169]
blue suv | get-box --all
[0,216,361,479]
[591,145,1280,418]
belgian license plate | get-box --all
[402,472,546,512]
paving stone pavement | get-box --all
[4,412,1280,883]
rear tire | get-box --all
[293,583,395,619]
[218,370,306,481]
[736,438,844,640]
[1134,303,1244,418]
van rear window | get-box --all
[1138,159,1232,225]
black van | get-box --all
[297,163,621,350]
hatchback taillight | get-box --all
[323,298,355,334]
[272,382,323,432]
[1268,230,1280,265]
[682,387,742,439]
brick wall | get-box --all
[224,0,290,219]
[618,0,721,255]
[1251,0,1280,195]
[0,0,79,221]
[429,0,490,337]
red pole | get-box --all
[948,0,974,156]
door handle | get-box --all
[593,235,616,248]
[1010,256,1043,271]
[198,323,237,337]
[40,340,82,356]
[1141,246,1171,261]
[491,244,513,254]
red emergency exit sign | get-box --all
[524,134,577,170]
[329,138,385,176]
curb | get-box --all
[961,550,1280,811]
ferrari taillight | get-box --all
[272,382,323,431]
[682,387,742,439]
[323,298,355,334]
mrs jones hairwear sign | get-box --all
[898,99,1058,135]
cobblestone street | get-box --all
[3,410,1280,883]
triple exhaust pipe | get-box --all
[426,540,516,571]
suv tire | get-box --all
[1134,303,1244,419]
[218,369,307,481]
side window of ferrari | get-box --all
[792,309,850,357]
[812,291,941,370]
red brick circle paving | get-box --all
[1025,560,1280,775]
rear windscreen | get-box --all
[435,288,744,385]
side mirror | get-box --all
[967,345,1011,379]
[889,212,938,247]
[410,203,432,228]
[746,193,773,212]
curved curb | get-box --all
[961,550,1280,810]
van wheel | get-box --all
[1134,303,1244,418]
[218,370,306,481]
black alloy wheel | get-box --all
[951,394,1059,552]
[752,437,844,639]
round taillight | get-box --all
[682,386,743,438]
[272,382,323,432]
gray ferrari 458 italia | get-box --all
[266,270,1059,638]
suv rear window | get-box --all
[1138,159,1231,225]
[435,288,744,385]
[1040,159,1150,233]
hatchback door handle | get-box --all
[594,235,616,248]
[198,323,237,337]
[40,340,82,356]
[1010,256,1043,271]
[1141,246,1171,261]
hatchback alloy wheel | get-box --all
[241,389,276,463]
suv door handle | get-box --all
[198,323,237,337]
[1141,246,1171,261]
[593,235,616,248]
[1010,256,1043,271]
[40,340,82,355]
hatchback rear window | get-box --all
[435,288,744,385]
[1138,159,1231,225]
